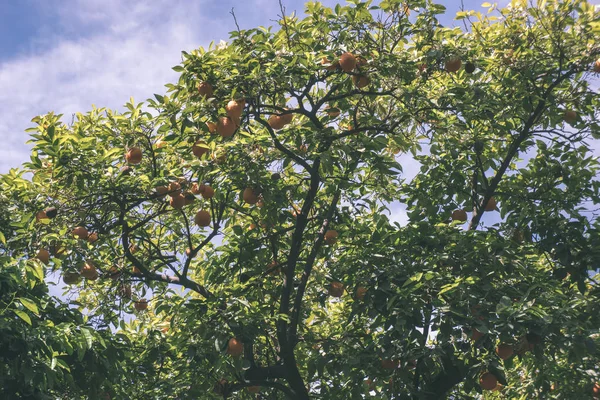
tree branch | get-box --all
[468,67,578,230]
[276,157,321,399]
[252,115,313,173]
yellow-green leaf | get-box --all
[19,298,39,315]
[14,309,32,325]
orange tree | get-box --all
[6,0,600,398]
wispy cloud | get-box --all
[0,0,234,173]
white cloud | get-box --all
[0,0,230,173]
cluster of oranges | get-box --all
[322,52,371,89]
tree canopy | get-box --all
[2,0,600,398]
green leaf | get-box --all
[28,261,44,281]
[19,298,39,315]
[80,327,94,349]
[56,358,71,372]
[14,309,32,325]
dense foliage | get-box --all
[2,0,600,398]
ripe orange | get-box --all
[191,183,202,195]
[496,344,514,360]
[170,193,186,209]
[329,281,344,297]
[257,199,265,208]
[63,272,81,285]
[168,181,182,196]
[108,265,122,280]
[132,266,142,274]
[484,197,497,211]
[227,338,244,357]
[192,141,209,158]
[195,210,211,227]
[35,210,48,222]
[355,286,367,300]
[87,232,99,243]
[381,359,399,370]
[134,299,148,311]
[479,372,498,390]
[445,56,462,73]
[339,52,357,72]
[80,261,97,279]
[352,74,370,88]
[85,270,98,281]
[451,209,468,222]
[592,382,600,397]
[217,116,237,138]
[243,188,259,205]
[268,115,286,130]
[201,185,215,199]
[564,110,577,124]
[206,121,217,133]
[279,110,293,125]
[471,328,484,341]
[321,57,339,71]
[155,139,167,148]
[72,226,89,240]
[325,106,340,118]
[324,229,338,245]
[197,81,213,98]
[36,248,50,264]
[225,99,245,119]
[125,147,142,164]
[594,59,600,73]
[155,185,169,198]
